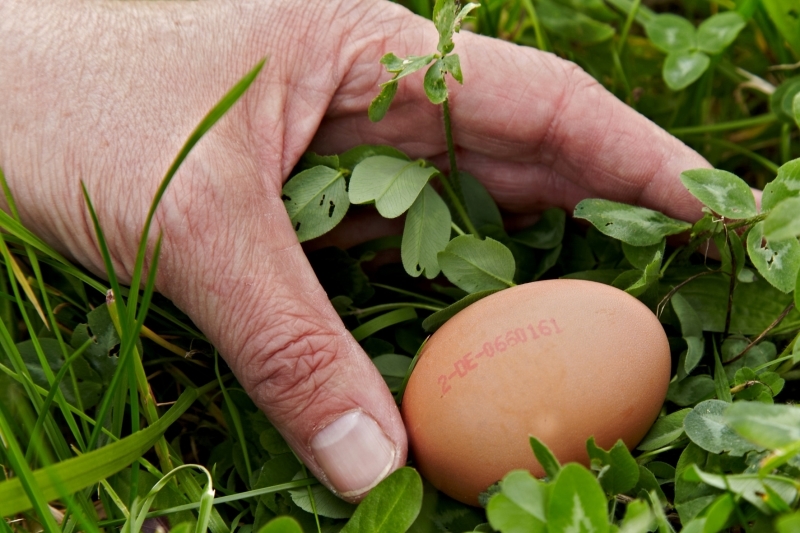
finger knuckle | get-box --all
[246,312,345,420]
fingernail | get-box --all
[311,410,396,497]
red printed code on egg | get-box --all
[437,318,563,396]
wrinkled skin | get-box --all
[1,0,708,500]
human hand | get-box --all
[0,0,708,501]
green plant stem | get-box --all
[725,302,795,364]
[722,226,738,337]
[439,97,480,237]
[660,247,681,276]
[680,212,768,259]
[300,464,322,533]
[442,98,459,181]
[520,0,548,51]
[776,330,800,374]
[339,302,444,318]
[438,172,479,236]
[686,136,779,173]
[617,0,641,55]
[371,283,449,306]
[24,339,93,464]
[635,444,680,463]
[139,325,186,357]
[106,298,173,473]
[451,222,466,236]
[781,122,792,164]
[215,352,252,484]
[611,47,632,105]
[668,113,777,136]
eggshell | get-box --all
[401,279,671,506]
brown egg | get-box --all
[401,279,671,506]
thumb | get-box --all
[158,177,407,501]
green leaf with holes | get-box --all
[424,59,448,105]
[747,221,800,293]
[282,166,349,242]
[368,81,398,122]
[350,156,438,218]
[442,54,463,84]
[402,185,451,279]
[380,53,437,81]
[574,199,691,246]
[434,0,457,54]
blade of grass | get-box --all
[0,169,94,442]
[668,113,778,135]
[123,465,214,533]
[214,352,251,483]
[0,211,76,274]
[685,136,780,173]
[99,478,130,519]
[0,258,75,464]
[0,273,15,344]
[97,478,318,527]
[128,349,141,513]
[125,58,266,335]
[300,464,322,533]
[4,254,46,328]
[617,0,641,55]
[0,360,223,457]
[0,399,62,533]
[86,57,265,463]
[0,388,198,517]
[81,186,133,453]
[23,338,93,464]
[350,308,419,341]
[1,233,204,339]
[110,291,232,533]
[139,325,186,357]
[520,0,547,51]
